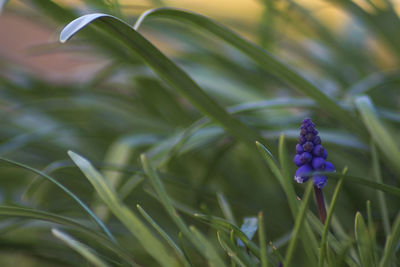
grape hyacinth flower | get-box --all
[294,118,335,224]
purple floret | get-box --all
[300,152,312,164]
[295,164,312,183]
[296,144,304,154]
[312,157,326,170]
[303,141,314,152]
[312,145,325,157]
[312,175,327,188]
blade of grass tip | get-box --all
[133,8,363,137]
[52,228,110,267]
[0,206,133,265]
[318,167,346,267]
[0,157,116,243]
[379,212,400,267]
[136,204,190,267]
[140,154,227,266]
[371,143,391,236]
[189,226,226,267]
[60,13,265,148]
[355,95,400,175]
[355,212,374,267]
[217,231,254,267]
[217,192,237,225]
[68,151,179,267]
[284,182,314,267]
[366,201,379,266]
[258,212,269,267]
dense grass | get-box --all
[0,0,400,266]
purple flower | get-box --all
[293,118,335,188]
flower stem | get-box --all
[313,186,327,224]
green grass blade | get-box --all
[284,182,314,267]
[258,212,269,267]
[60,13,265,147]
[355,212,374,267]
[136,204,190,267]
[0,206,133,265]
[318,168,346,267]
[217,192,237,225]
[217,231,254,267]
[371,143,391,236]
[256,140,318,265]
[355,95,400,174]
[68,151,179,267]
[379,212,400,267]
[189,226,226,267]
[0,157,115,243]
[141,154,227,266]
[134,7,363,136]
[325,172,400,197]
[52,228,110,267]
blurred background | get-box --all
[0,0,400,266]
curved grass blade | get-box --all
[321,172,400,197]
[52,228,110,267]
[68,151,179,267]
[60,13,265,147]
[318,168,346,267]
[355,95,400,174]
[189,226,226,267]
[141,154,227,266]
[0,157,115,242]
[371,143,391,236]
[355,212,374,267]
[284,182,314,267]
[258,212,269,267]
[217,231,254,267]
[134,7,363,136]
[136,204,190,267]
[217,192,236,226]
[379,212,400,267]
[0,206,133,265]
[256,140,318,265]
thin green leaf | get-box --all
[258,212,269,267]
[371,142,391,235]
[68,151,179,267]
[379,212,400,267]
[217,231,254,267]
[256,140,318,265]
[136,204,190,267]
[318,168,346,267]
[134,7,363,136]
[60,13,265,147]
[140,154,227,266]
[0,205,133,265]
[355,212,374,267]
[217,192,237,225]
[0,156,115,242]
[355,95,400,174]
[284,182,314,267]
[189,226,226,267]
[52,228,110,267]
